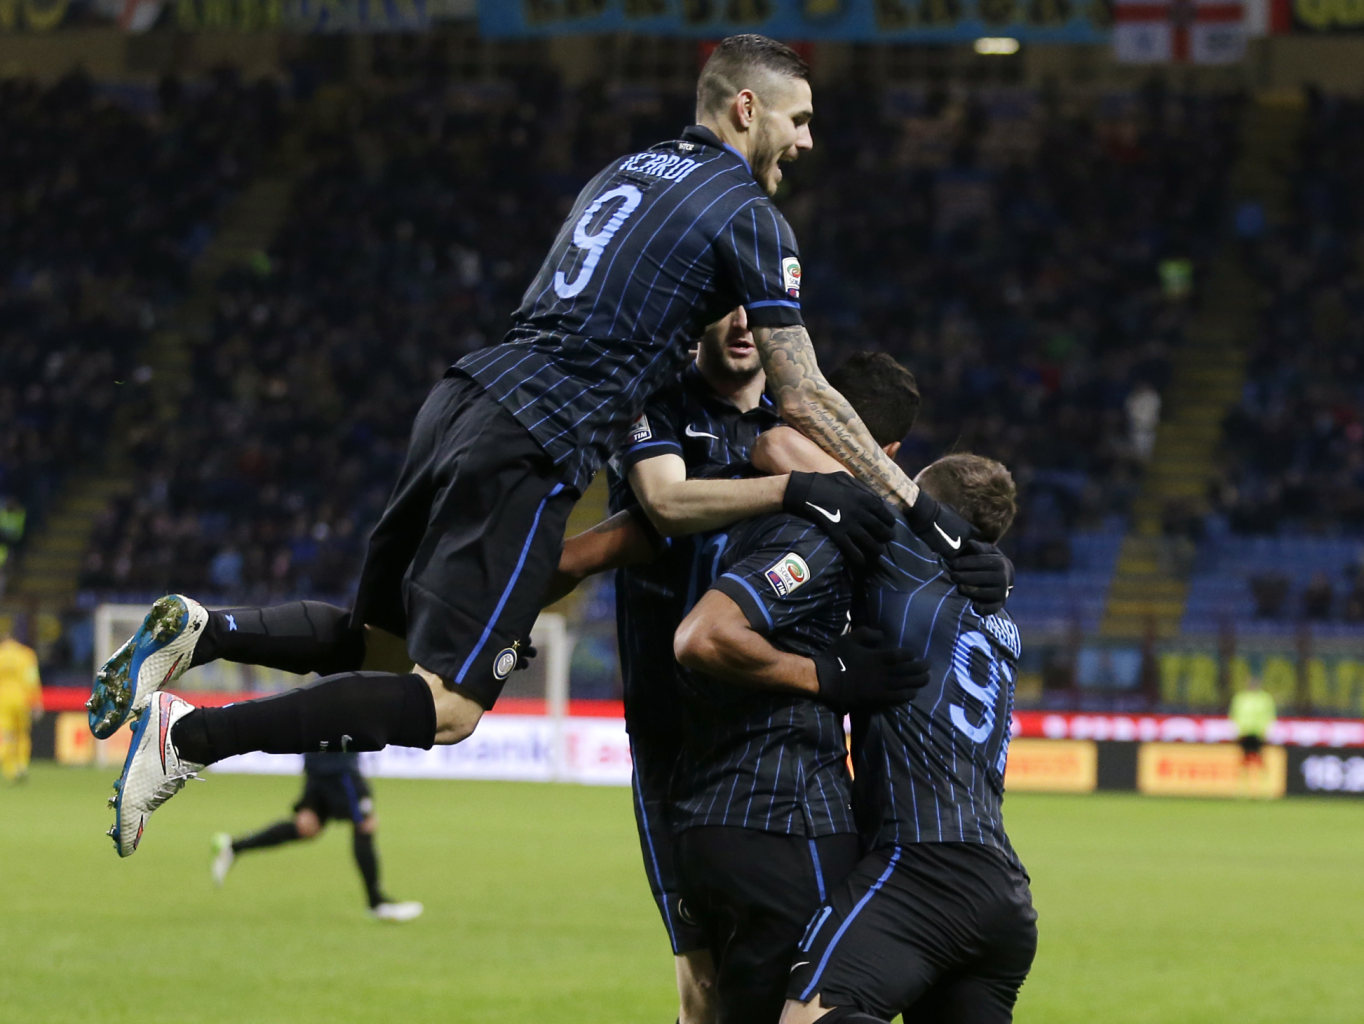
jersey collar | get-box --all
[680,124,752,174]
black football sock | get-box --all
[232,820,301,853]
[352,830,385,908]
[171,672,436,767]
[190,601,365,676]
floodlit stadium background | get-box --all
[1,3,1362,1021]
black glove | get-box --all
[903,491,976,560]
[812,627,930,712]
[783,471,895,571]
[946,539,1014,616]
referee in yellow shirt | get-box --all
[0,624,42,782]
[1229,675,1276,796]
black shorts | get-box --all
[677,826,861,1024]
[1238,735,1265,756]
[294,769,373,825]
[630,730,707,955]
[788,843,1037,1023]
[352,372,577,709]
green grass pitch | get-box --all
[3,765,1362,1023]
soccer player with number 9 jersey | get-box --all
[99,34,919,859]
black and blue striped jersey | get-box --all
[670,514,857,839]
[457,125,803,496]
[852,519,1023,864]
[608,363,782,741]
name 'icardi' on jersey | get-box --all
[456,125,804,497]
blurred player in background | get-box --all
[96,32,982,859]
[1229,675,1276,795]
[0,620,42,783]
[210,751,423,923]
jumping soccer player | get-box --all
[96,33,971,858]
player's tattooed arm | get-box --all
[753,324,920,509]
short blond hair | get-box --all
[916,454,1017,543]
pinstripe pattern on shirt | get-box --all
[457,125,801,496]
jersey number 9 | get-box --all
[554,183,644,300]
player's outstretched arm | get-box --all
[675,591,927,711]
[545,510,658,604]
[753,324,919,509]
[629,453,788,537]
[752,424,842,475]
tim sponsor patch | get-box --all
[781,257,802,299]
[629,413,652,444]
[765,552,811,597]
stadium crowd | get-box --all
[1213,91,1364,540]
[75,71,1240,603]
[0,69,284,590]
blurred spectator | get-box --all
[1344,568,1364,623]
[1300,571,1334,621]
[1126,382,1162,461]
[1249,571,1290,619]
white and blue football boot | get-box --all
[87,594,207,739]
[107,691,203,858]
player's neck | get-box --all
[703,371,765,412]
[697,116,752,167]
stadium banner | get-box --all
[211,714,635,786]
[1011,709,1364,747]
[1286,746,1364,797]
[1136,741,1287,798]
[0,0,74,30]
[1272,0,1364,31]
[1001,738,1098,793]
[478,0,1111,44]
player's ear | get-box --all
[732,88,758,130]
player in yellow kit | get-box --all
[0,623,42,782]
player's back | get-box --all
[458,126,800,496]
[854,520,1023,863]
[671,513,856,839]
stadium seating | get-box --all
[0,69,283,572]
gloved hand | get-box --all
[946,540,1014,616]
[783,472,895,572]
[811,627,931,711]
[903,491,976,560]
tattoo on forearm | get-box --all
[759,325,919,507]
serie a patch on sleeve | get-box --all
[765,552,811,597]
[629,412,653,444]
[781,257,802,299]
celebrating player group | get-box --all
[90,33,1036,1024]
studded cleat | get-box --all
[89,594,208,740]
[109,692,204,858]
